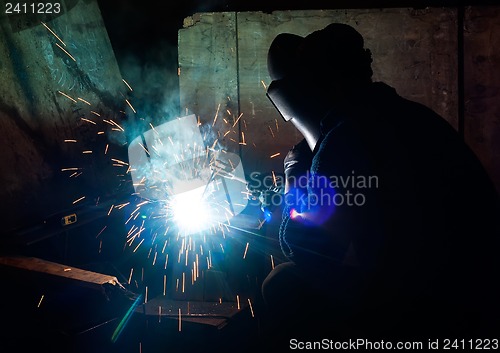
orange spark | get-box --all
[268,125,275,138]
[81,118,96,125]
[55,42,76,62]
[232,113,243,127]
[133,238,145,252]
[109,119,125,131]
[213,103,221,126]
[243,242,249,259]
[77,97,91,105]
[72,196,85,204]
[125,99,136,113]
[239,131,246,145]
[128,268,134,284]
[111,158,128,165]
[137,142,150,156]
[57,91,77,103]
[248,298,255,317]
[96,226,107,238]
[37,295,45,308]
[122,78,133,91]
[41,22,66,46]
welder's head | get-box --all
[267,23,373,123]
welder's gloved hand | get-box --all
[283,139,314,210]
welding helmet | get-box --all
[266,32,308,122]
[266,23,373,122]
[266,76,313,122]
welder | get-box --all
[261,23,499,341]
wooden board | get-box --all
[0,255,122,291]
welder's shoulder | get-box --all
[393,94,457,138]
[312,119,373,175]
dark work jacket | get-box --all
[280,82,499,336]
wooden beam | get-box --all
[0,256,123,292]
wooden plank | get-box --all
[0,256,121,290]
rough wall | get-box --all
[464,6,500,195]
[0,0,129,231]
[178,8,459,177]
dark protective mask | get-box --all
[266,79,293,122]
[266,76,315,122]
